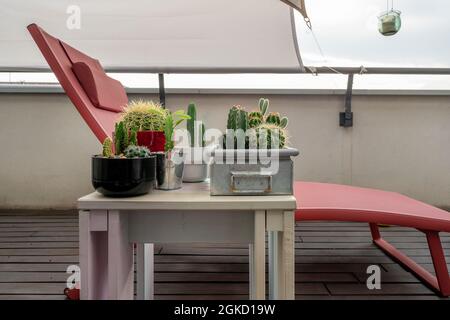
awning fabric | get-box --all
[281,0,309,21]
[0,0,304,73]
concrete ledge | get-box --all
[2,85,450,96]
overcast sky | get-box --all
[3,0,450,90]
[299,0,450,68]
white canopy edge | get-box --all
[0,0,304,73]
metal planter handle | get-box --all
[230,171,273,194]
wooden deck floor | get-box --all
[0,211,449,300]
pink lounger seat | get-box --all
[294,181,450,297]
[27,24,125,143]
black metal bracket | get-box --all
[158,73,166,108]
[340,73,354,127]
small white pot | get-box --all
[183,163,208,182]
[182,146,215,183]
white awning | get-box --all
[0,0,304,73]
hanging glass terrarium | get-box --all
[378,1,401,36]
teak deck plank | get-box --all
[0,211,448,300]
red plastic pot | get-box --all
[137,131,166,152]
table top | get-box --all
[78,181,296,211]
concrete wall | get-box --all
[0,91,449,209]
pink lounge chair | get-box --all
[27,24,126,142]
[294,181,450,297]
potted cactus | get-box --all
[92,121,156,197]
[222,99,289,150]
[183,103,210,182]
[211,98,298,196]
[120,100,168,152]
[156,109,190,190]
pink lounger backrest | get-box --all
[27,23,123,142]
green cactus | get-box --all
[102,137,114,158]
[258,98,269,117]
[226,106,238,130]
[201,122,206,147]
[224,105,249,149]
[124,145,151,158]
[121,100,167,131]
[129,128,138,146]
[186,103,197,147]
[237,109,249,132]
[249,110,263,121]
[226,105,249,131]
[249,117,261,129]
[248,110,263,128]
[256,123,287,149]
[265,112,281,126]
[280,117,288,129]
[222,99,289,149]
[114,121,127,155]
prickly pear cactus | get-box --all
[124,145,152,158]
[102,137,114,158]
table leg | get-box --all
[136,243,154,300]
[267,210,295,300]
[268,231,280,299]
[249,210,266,300]
[108,210,134,300]
[79,210,108,300]
[281,210,295,299]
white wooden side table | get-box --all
[78,182,296,300]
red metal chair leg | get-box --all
[369,223,450,297]
[425,231,450,296]
[369,223,381,240]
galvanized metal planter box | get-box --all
[210,148,299,196]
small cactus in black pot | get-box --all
[124,145,152,158]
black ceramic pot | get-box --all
[92,155,156,197]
